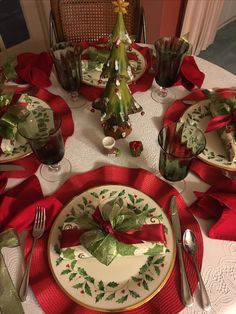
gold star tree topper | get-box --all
[112,0,129,14]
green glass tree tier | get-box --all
[93,76,142,139]
[101,42,133,81]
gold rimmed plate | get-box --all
[0,94,50,163]
[180,99,236,172]
[81,47,146,88]
[48,184,175,312]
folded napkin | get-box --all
[60,197,166,265]
[190,176,236,241]
[15,52,53,88]
[176,56,205,91]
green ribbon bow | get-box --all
[67,198,151,266]
[0,228,24,314]
[0,105,29,140]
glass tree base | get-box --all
[40,158,72,182]
[151,86,176,105]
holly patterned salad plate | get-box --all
[48,185,175,312]
[180,99,236,171]
[0,94,50,163]
[81,47,146,88]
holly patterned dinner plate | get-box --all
[81,47,146,88]
[48,185,175,312]
[0,94,50,163]
[180,99,236,171]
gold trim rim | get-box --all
[48,184,176,312]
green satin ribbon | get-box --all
[0,105,29,139]
[0,228,24,314]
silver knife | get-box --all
[170,195,193,307]
[0,164,25,171]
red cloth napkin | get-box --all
[164,88,236,241]
[189,177,236,241]
[0,165,203,314]
[15,52,53,88]
[176,56,205,91]
[0,88,74,179]
[79,42,154,101]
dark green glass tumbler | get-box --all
[158,122,206,181]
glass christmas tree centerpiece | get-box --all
[92,0,142,139]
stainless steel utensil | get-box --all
[183,229,211,311]
[0,164,25,171]
[18,207,46,301]
[170,196,193,307]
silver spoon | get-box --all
[183,229,211,312]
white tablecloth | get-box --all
[3,57,236,314]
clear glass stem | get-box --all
[158,86,168,98]
[48,163,61,172]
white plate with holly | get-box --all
[81,47,146,88]
[180,99,236,172]
[0,94,50,163]
[48,185,175,312]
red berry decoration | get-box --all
[129,141,143,157]
[141,111,145,116]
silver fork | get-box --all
[19,206,46,301]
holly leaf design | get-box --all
[95,292,105,303]
[61,269,71,275]
[61,248,75,260]
[84,282,92,296]
[116,295,128,303]
[106,292,116,301]
[73,282,83,289]
[129,290,140,298]
[98,280,105,291]
[107,281,119,288]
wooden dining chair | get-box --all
[49,0,147,46]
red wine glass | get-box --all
[151,37,190,104]
[17,107,71,182]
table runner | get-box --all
[1,88,74,179]
[0,165,202,314]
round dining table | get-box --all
[3,56,236,314]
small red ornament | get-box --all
[141,111,145,116]
[129,141,143,157]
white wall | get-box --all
[0,0,50,63]
[218,0,236,28]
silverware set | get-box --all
[170,196,211,311]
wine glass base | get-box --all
[151,88,176,105]
[40,158,72,182]
[63,90,88,109]
[155,171,186,194]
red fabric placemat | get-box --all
[1,89,74,179]
[79,43,154,101]
[0,165,202,314]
